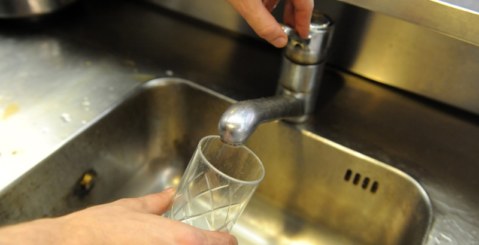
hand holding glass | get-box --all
[167,135,265,232]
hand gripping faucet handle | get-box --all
[218,12,334,145]
[282,11,334,65]
[277,12,334,123]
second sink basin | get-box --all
[0,78,433,244]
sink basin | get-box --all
[0,78,432,245]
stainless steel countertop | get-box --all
[0,0,478,243]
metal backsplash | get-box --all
[141,0,479,115]
[338,0,479,47]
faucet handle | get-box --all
[283,11,334,65]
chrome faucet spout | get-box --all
[218,11,334,145]
[218,95,304,145]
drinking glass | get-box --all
[167,135,265,232]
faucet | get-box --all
[218,12,334,145]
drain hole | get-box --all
[371,181,379,193]
[344,169,352,181]
[343,169,379,194]
[362,177,370,189]
[352,173,361,185]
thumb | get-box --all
[132,188,176,215]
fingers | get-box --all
[284,0,295,27]
[292,0,314,38]
[228,0,314,47]
[203,231,238,245]
[108,189,238,245]
[171,221,238,245]
[284,0,314,38]
[228,0,287,48]
[121,188,175,215]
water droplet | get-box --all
[82,97,90,107]
[41,127,50,134]
[165,70,174,76]
[61,113,71,123]
[81,120,87,125]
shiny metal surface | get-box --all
[0,35,145,190]
[279,12,331,96]
[283,12,333,65]
[141,0,250,35]
[219,17,332,144]
[0,78,433,245]
[0,0,78,18]
[278,58,320,93]
[337,0,479,47]
[326,5,479,115]
[218,95,305,145]
[141,0,479,115]
[0,0,478,243]
[433,0,479,14]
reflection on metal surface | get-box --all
[0,2,477,242]
[0,35,144,190]
[0,79,432,244]
[143,0,479,117]
[0,0,78,18]
[325,3,479,115]
[337,0,479,47]
[432,0,479,15]
[142,0,248,34]
[219,95,305,145]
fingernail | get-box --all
[272,36,287,48]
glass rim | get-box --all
[197,135,265,185]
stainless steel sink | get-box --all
[0,78,433,245]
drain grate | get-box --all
[344,169,379,193]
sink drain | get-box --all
[344,169,379,193]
